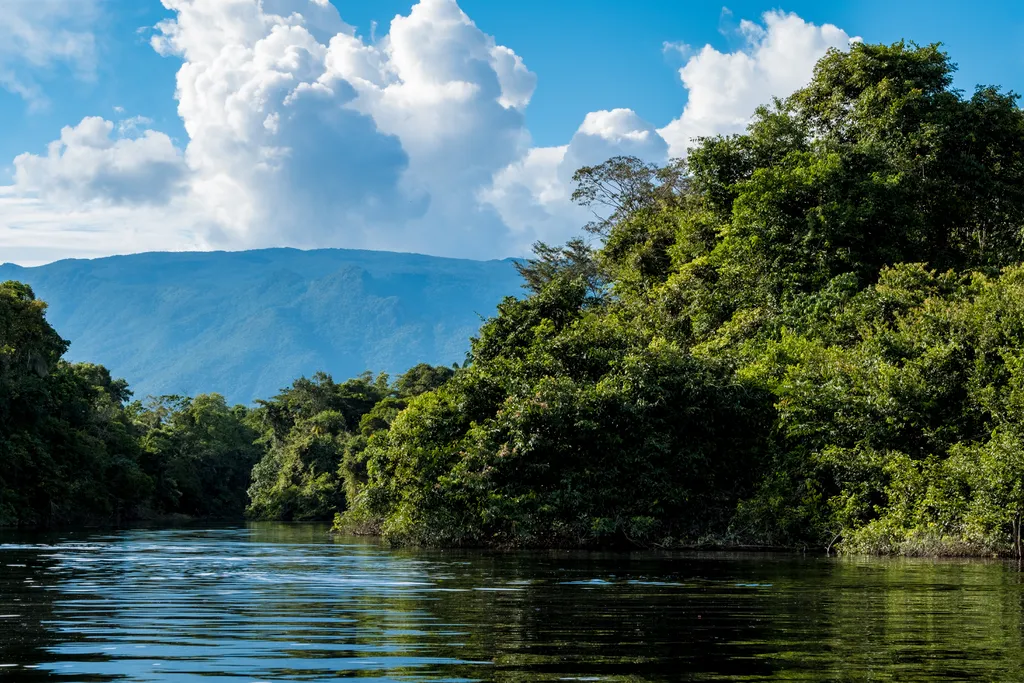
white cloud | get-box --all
[662,41,692,60]
[482,10,854,248]
[480,109,669,251]
[658,10,854,156]
[0,0,99,108]
[320,0,537,250]
[13,116,188,205]
[153,0,417,247]
[0,191,209,266]
[0,3,857,264]
[564,109,669,183]
[141,0,536,254]
[478,145,573,243]
[117,115,156,137]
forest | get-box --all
[0,279,451,528]
[5,41,1024,555]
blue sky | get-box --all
[0,0,1021,265]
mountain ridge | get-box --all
[0,247,523,404]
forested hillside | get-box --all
[0,249,522,404]
[341,41,1024,555]
[0,277,454,527]
[8,41,1024,556]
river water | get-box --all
[1,524,1024,681]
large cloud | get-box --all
[150,0,418,247]
[144,0,537,252]
[319,0,538,255]
[0,3,857,264]
[0,0,98,107]
[329,0,536,190]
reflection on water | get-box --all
[2,524,1024,681]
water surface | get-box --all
[2,524,1023,681]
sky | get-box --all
[0,0,1021,266]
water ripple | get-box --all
[2,524,1024,681]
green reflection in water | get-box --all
[1,523,1023,681]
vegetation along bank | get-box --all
[5,42,1024,556]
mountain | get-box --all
[0,248,523,404]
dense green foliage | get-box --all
[0,280,262,526]
[130,394,263,518]
[339,41,1024,554]
[1,280,143,526]
[10,40,1024,555]
[246,364,455,522]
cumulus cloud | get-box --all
[13,117,187,205]
[658,10,854,156]
[483,10,855,245]
[318,0,538,254]
[127,0,536,253]
[563,109,669,184]
[0,0,99,107]
[148,0,411,246]
[481,109,670,250]
[347,0,536,183]
[0,2,858,264]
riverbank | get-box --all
[332,516,1018,558]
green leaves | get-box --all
[248,365,459,523]
[347,278,772,546]
[0,281,149,527]
[339,41,1024,554]
[133,393,261,518]
[8,40,1024,556]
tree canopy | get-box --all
[338,41,1024,554]
[9,41,1024,556]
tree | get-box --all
[134,394,261,517]
[0,281,154,527]
[513,239,603,298]
[339,41,1024,555]
[249,365,458,522]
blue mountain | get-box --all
[0,248,523,404]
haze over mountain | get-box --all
[0,248,523,404]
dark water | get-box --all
[2,525,1024,681]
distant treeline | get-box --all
[0,276,453,527]
[8,41,1024,555]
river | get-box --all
[1,523,1023,681]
